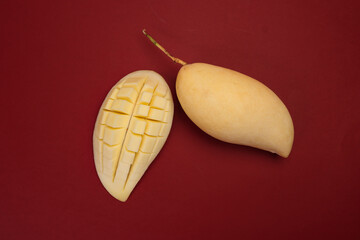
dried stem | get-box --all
[142,29,186,66]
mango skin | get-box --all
[176,63,294,157]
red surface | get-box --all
[1,0,359,239]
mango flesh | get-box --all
[176,63,294,157]
[93,70,174,202]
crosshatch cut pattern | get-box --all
[93,71,174,202]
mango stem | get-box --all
[142,29,187,66]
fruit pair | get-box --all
[93,30,294,201]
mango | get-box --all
[143,30,294,157]
[93,70,174,202]
[176,63,293,157]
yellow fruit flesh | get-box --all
[176,63,294,157]
[93,70,174,202]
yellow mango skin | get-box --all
[93,70,174,202]
[176,63,294,157]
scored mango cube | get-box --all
[102,143,121,176]
[150,96,167,109]
[94,124,105,139]
[98,111,109,124]
[114,161,131,188]
[148,108,165,121]
[109,88,119,100]
[117,87,137,103]
[163,111,171,123]
[119,149,136,165]
[140,135,157,153]
[154,84,167,97]
[123,77,146,92]
[131,118,147,135]
[106,112,130,128]
[133,104,150,117]
[133,151,151,171]
[138,91,152,104]
[159,124,167,137]
[111,99,133,114]
[125,132,142,153]
[142,80,157,92]
[145,121,162,136]
[103,127,126,146]
[104,99,114,110]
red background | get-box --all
[1,0,359,239]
